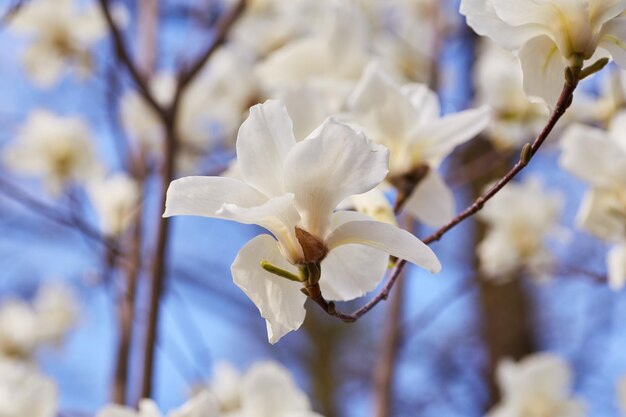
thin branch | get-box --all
[314,73,580,323]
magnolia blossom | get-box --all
[477,179,562,281]
[0,358,57,417]
[347,62,490,227]
[199,361,322,417]
[487,353,584,417]
[4,110,99,196]
[461,0,626,106]
[88,173,140,237]
[475,42,549,149]
[0,282,78,358]
[164,100,440,343]
[560,112,626,289]
[8,0,108,87]
[569,69,626,126]
[97,393,219,417]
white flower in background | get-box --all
[475,42,549,150]
[88,173,140,237]
[487,353,584,417]
[120,47,257,172]
[32,282,79,345]
[460,0,626,106]
[347,62,490,227]
[0,282,78,358]
[199,361,322,417]
[4,110,99,196]
[97,393,219,417]
[164,100,440,343]
[569,69,626,126]
[477,179,562,281]
[560,112,626,289]
[0,358,57,417]
[618,377,626,416]
[8,0,107,87]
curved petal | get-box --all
[599,17,626,68]
[417,106,491,164]
[283,119,389,236]
[319,211,389,301]
[402,170,455,227]
[576,188,626,241]
[590,0,626,27]
[325,220,441,273]
[237,100,296,197]
[519,35,568,108]
[218,194,303,263]
[608,243,626,290]
[232,234,307,344]
[163,176,267,218]
[170,392,220,417]
[460,0,546,50]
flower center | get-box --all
[295,227,328,265]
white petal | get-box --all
[590,0,626,27]
[459,0,546,50]
[231,235,307,344]
[325,220,441,273]
[237,100,296,196]
[283,119,389,236]
[576,188,626,242]
[170,392,220,417]
[164,176,267,218]
[403,170,455,227]
[519,35,568,108]
[491,0,556,28]
[319,211,389,301]
[608,244,626,290]
[560,124,626,187]
[417,105,491,164]
[599,17,626,68]
[96,405,138,417]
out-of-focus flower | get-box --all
[97,393,219,417]
[347,62,490,226]
[87,173,140,237]
[8,0,108,87]
[120,47,258,173]
[460,0,626,106]
[618,377,626,416]
[4,110,99,196]
[477,179,562,281]
[560,112,626,289]
[569,70,626,127]
[487,353,584,417]
[0,357,57,417]
[164,100,440,343]
[0,282,78,358]
[475,42,549,150]
[199,361,322,417]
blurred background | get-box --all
[0,0,624,416]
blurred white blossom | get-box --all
[461,0,626,106]
[88,173,140,237]
[4,110,99,196]
[560,112,626,289]
[347,62,490,226]
[164,100,440,343]
[487,353,584,417]
[97,394,219,417]
[8,0,108,87]
[0,358,57,417]
[475,42,549,150]
[477,179,563,281]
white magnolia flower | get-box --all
[8,0,108,87]
[477,179,562,281]
[560,112,626,289]
[32,282,79,345]
[97,393,219,417]
[4,110,99,196]
[475,42,549,150]
[200,361,322,417]
[0,299,39,358]
[0,358,57,417]
[88,173,140,237]
[568,69,626,126]
[164,100,440,343]
[460,0,626,106]
[347,62,490,227]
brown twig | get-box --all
[314,72,580,323]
